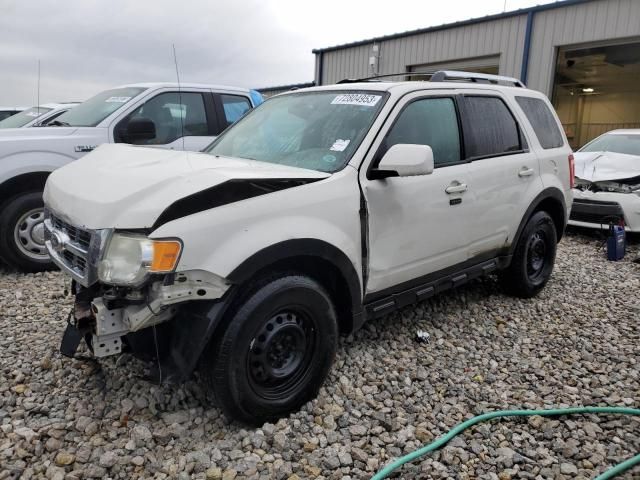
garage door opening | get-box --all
[552,41,640,149]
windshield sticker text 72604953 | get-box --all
[331,94,381,107]
[105,96,132,103]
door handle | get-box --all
[445,182,468,194]
[518,167,535,177]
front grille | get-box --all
[50,213,92,250]
[44,209,109,286]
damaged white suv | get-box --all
[44,71,573,424]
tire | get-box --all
[200,274,338,425]
[500,211,557,298]
[0,191,54,272]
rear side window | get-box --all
[383,97,461,166]
[221,94,251,126]
[460,96,522,159]
[515,96,564,149]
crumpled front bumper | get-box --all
[569,189,640,232]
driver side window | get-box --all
[382,97,461,167]
[117,92,208,145]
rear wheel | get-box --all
[0,192,54,272]
[200,275,338,425]
[500,211,557,298]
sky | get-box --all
[0,0,558,106]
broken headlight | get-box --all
[98,233,182,286]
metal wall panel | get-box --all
[320,15,528,85]
[527,0,640,94]
[316,0,640,95]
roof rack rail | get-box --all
[430,70,525,87]
[336,72,435,84]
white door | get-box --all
[457,93,542,255]
[360,93,474,295]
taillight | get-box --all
[568,153,575,189]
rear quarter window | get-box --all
[515,96,564,149]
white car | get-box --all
[0,83,263,271]
[0,107,27,121]
[0,103,79,129]
[570,129,640,232]
[44,71,572,424]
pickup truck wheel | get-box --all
[202,275,338,425]
[500,211,557,298]
[0,192,54,272]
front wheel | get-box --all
[500,211,557,298]
[201,275,338,425]
[0,192,54,272]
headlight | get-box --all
[98,233,182,286]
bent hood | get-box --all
[574,151,640,182]
[44,143,329,230]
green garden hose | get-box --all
[371,407,640,480]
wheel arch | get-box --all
[0,171,51,208]
[510,187,567,255]
[227,239,364,334]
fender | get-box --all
[228,238,363,317]
[509,186,567,255]
[0,151,76,186]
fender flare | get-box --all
[227,238,362,316]
[509,187,567,255]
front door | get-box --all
[360,93,474,295]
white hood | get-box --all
[44,143,329,230]
[574,151,640,182]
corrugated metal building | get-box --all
[312,0,640,147]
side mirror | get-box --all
[126,117,156,142]
[371,144,435,179]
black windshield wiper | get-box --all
[48,120,71,127]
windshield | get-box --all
[206,91,387,173]
[0,107,52,128]
[580,133,640,156]
[54,87,146,127]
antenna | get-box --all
[172,44,185,151]
[37,60,41,117]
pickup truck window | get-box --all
[118,92,208,145]
[0,107,52,128]
[221,94,251,126]
[54,87,146,127]
[206,91,387,173]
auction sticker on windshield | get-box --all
[331,93,381,107]
[105,96,132,103]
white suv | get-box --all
[43,71,573,424]
[0,83,262,272]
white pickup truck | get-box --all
[0,83,262,271]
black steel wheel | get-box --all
[200,274,338,424]
[500,211,557,298]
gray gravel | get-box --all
[1,231,639,480]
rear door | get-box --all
[360,91,474,295]
[458,92,542,254]
[214,93,253,133]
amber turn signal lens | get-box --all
[150,240,182,272]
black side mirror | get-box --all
[126,117,156,142]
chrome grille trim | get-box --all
[44,208,111,287]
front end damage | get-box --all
[44,208,233,382]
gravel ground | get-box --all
[1,231,639,480]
